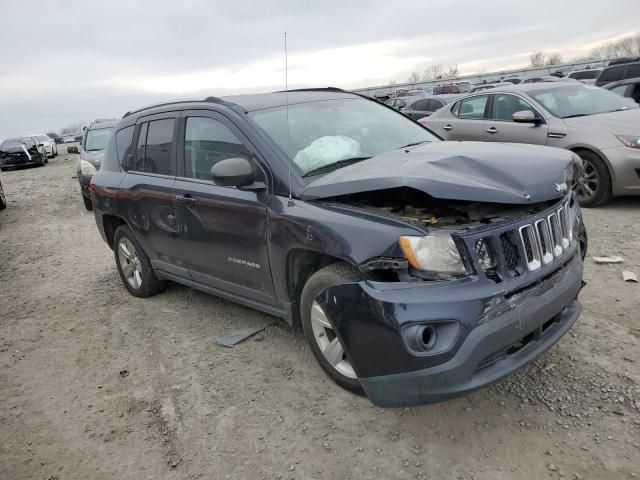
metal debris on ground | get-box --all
[622,271,638,282]
[592,256,624,264]
[213,323,274,348]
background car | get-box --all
[595,61,640,87]
[401,94,462,120]
[26,134,57,158]
[76,120,117,210]
[384,95,422,110]
[62,135,77,143]
[422,83,640,207]
[47,132,64,144]
[603,77,640,104]
[522,76,577,84]
[0,137,48,170]
[432,84,462,94]
[567,68,602,84]
[470,82,513,93]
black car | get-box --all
[603,77,640,104]
[47,132,64,144]
[595,61,640,87]
[0,137,48,171]
[76,120,118,210]
[91,89,587,407]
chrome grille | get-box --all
[467,200,575,281]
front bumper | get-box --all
[0,157,43,167]
[318,253,584,407]
[604,144,640,195]
[78,173,93,198]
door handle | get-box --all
[443,124,453,131]
[486,126,499,134]
[176,194,196,206]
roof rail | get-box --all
[275,87,346,93]
[122,96,233,118]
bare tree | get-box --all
[444,64,460,80]
[60,122,85,135]
[530,51,545,68]
[545,53,563,66]
[589,32,640,59]
[388,78,397,86]
[422,64,444,81]
[407,71,422,83]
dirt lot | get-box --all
[1,152,639,480]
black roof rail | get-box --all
[122,96,236,118]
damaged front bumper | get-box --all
[316,252,584,408]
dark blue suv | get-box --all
[91,89,587,407]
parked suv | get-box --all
[76,120,117,210]
[91,89,586,407]
[595,61,640,87]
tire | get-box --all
[574,150,611,207]
[0,182,6,210]
[300,262,364,395]
[113,225,166,298]
[82,195,93,211]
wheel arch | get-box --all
[102,214,128,250]
[567,144,615,185]
[285,248,355,326]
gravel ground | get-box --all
[1,152,639,480]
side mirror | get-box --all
[38,143,45,147]
[211,157,264,190]
[512,110,539,123]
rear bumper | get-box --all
[319,254,583,408]
[604,145,640,195]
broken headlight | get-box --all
[615,135,640,149]
[567,153,583,188]
[399,234,468,276]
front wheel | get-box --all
[113,225,166,298]
[0,182,6,210]
[574,150,611,207]
[300,262,364,394]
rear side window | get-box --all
[456,95,489,119]
[627,64,640,78]
[428,99,444,111]
[184,117,251,181]
[412,99,429,110]
[599,66,625,83]
[609,84,629,96]
[134,119,175,175]
[116,126,134,166]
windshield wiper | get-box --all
[399,140,431,149]
[302,156,371,177]
[562,113,589,118]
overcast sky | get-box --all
[0,0,637,139]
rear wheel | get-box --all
[574,150,611,207]
[0,182,6,210]
[300,262,364,394]
[113,225,166,298]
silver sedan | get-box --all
[422,83,640,206]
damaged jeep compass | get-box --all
[91,89,587,407]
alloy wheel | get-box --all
[118,238,142,289]
[309,301,357,379]
[574,159,599,203]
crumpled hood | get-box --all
[80,149,105,167]
[302,141,573,204]
[561,108,640,135]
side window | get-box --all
[626,64,640,78]
[609,84,629,96]
[599,66,624,83]
[451,101,461,116]
[457,95,489,119]
[134,122,148,171]
[144,119,175,175]
[184,117,251,181]
[116,126,135,166]
[412,99,429,111]
[490,94,537,121]
[428,100,444,111]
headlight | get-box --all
[615,135,640,149]
[399,234,468,275]
[80,159,97,175]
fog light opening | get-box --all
[419,326,437,350]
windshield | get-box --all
[84,128,113,151]
[249,98,439,176]
[2,138,34,148]
[529,85,638,118]
[569,70,599,80]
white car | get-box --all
[26,133,57,158]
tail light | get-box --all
[418,118,428,126]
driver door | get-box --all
[483,93,548,145]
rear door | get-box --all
[173,110,277,305]
[433,94,489,140]
[119,112,186,277]
[483,93,548,145]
